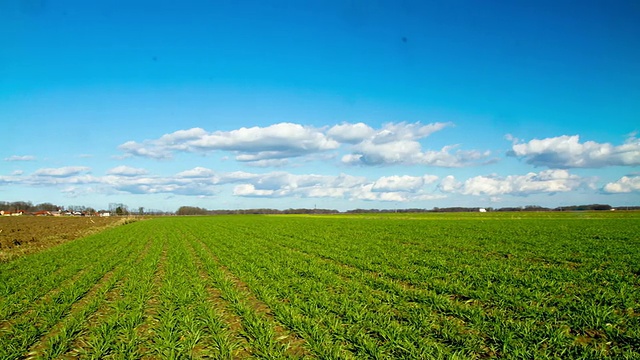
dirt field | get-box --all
[0,216,128,261]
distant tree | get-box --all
[555,204,612,211]
[6,201,33,211]
[176,206,209,215]
[0,201,33,211]
[68,205,88,212]
[139,207,144,215]
[35,202,59,211]
[524,205,551,211]
[109,203,128,214]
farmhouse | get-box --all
[1,210,25,216]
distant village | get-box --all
[0,209,112,217]
[0,201,170,217]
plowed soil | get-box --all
[0,216,124,261]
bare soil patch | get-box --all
[0,216,127,261]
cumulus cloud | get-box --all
[107,166,149,177]
[229,172,444,202]
[118,141,171,160]
[117,121,490,167]
[215,171,253,182]
[176,167,216,178]
[61,186,100,198]
[0,168,98,187]
[340,122,490,167]
[100,172,218,196]
[439,170,585,196]
[242,159,291,168]
[233,184,276,197]
[603,176,640,193]
[33,166,91,177]
[5,162,614,203]
[438,175,461,193]
[327,122,375,143]
[4,155,36,161]
[158,127,208,146]
[508,134,640,168]
[118,123,339,164]
[0,175,16,185]
[372,175,438,192]
[196,123,339,153]
[347,137,422,165]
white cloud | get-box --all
[0,175,16,185]
[100,172,218,196]
[378,191,408,202]
[351,138,422,164]
[415,194,448,201]
[372,122,452,142]
[228,172,444,202]
[242,159,291,167]
[438,175,461,193]
[341,154,363,164]
[176,167,216,178]
[158,127,208,146]
[61,186,100,198]
[460,176,514,196]
[33,166,91,177]
[603,176,640,193]
[372,175,438,192]
[509,134,640,168]
[0,169,99,186]
[4,155,36,161]
[107,165,149,177]
[118,141,171,159]
[5,162,617,205]
[217,171,260,183]
[191,123,339,152]
[233,184,275,197]
[340,122,490,167]
[440,170,585,196]
[117,121,490,168]
[119,123,339,164]
[327,122,375,143]
[415,146,492,167]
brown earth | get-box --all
[0,216,130,261]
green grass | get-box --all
[0,212,638,358]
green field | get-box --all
[1,212,639,359]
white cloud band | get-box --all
[509,134,640,168]
[117,121,489,168]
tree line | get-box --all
[0,201,63,212]
[176,206,340,216]
[2,201,637,216]
[177,204,638,215]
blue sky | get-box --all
[1,0,639,211]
